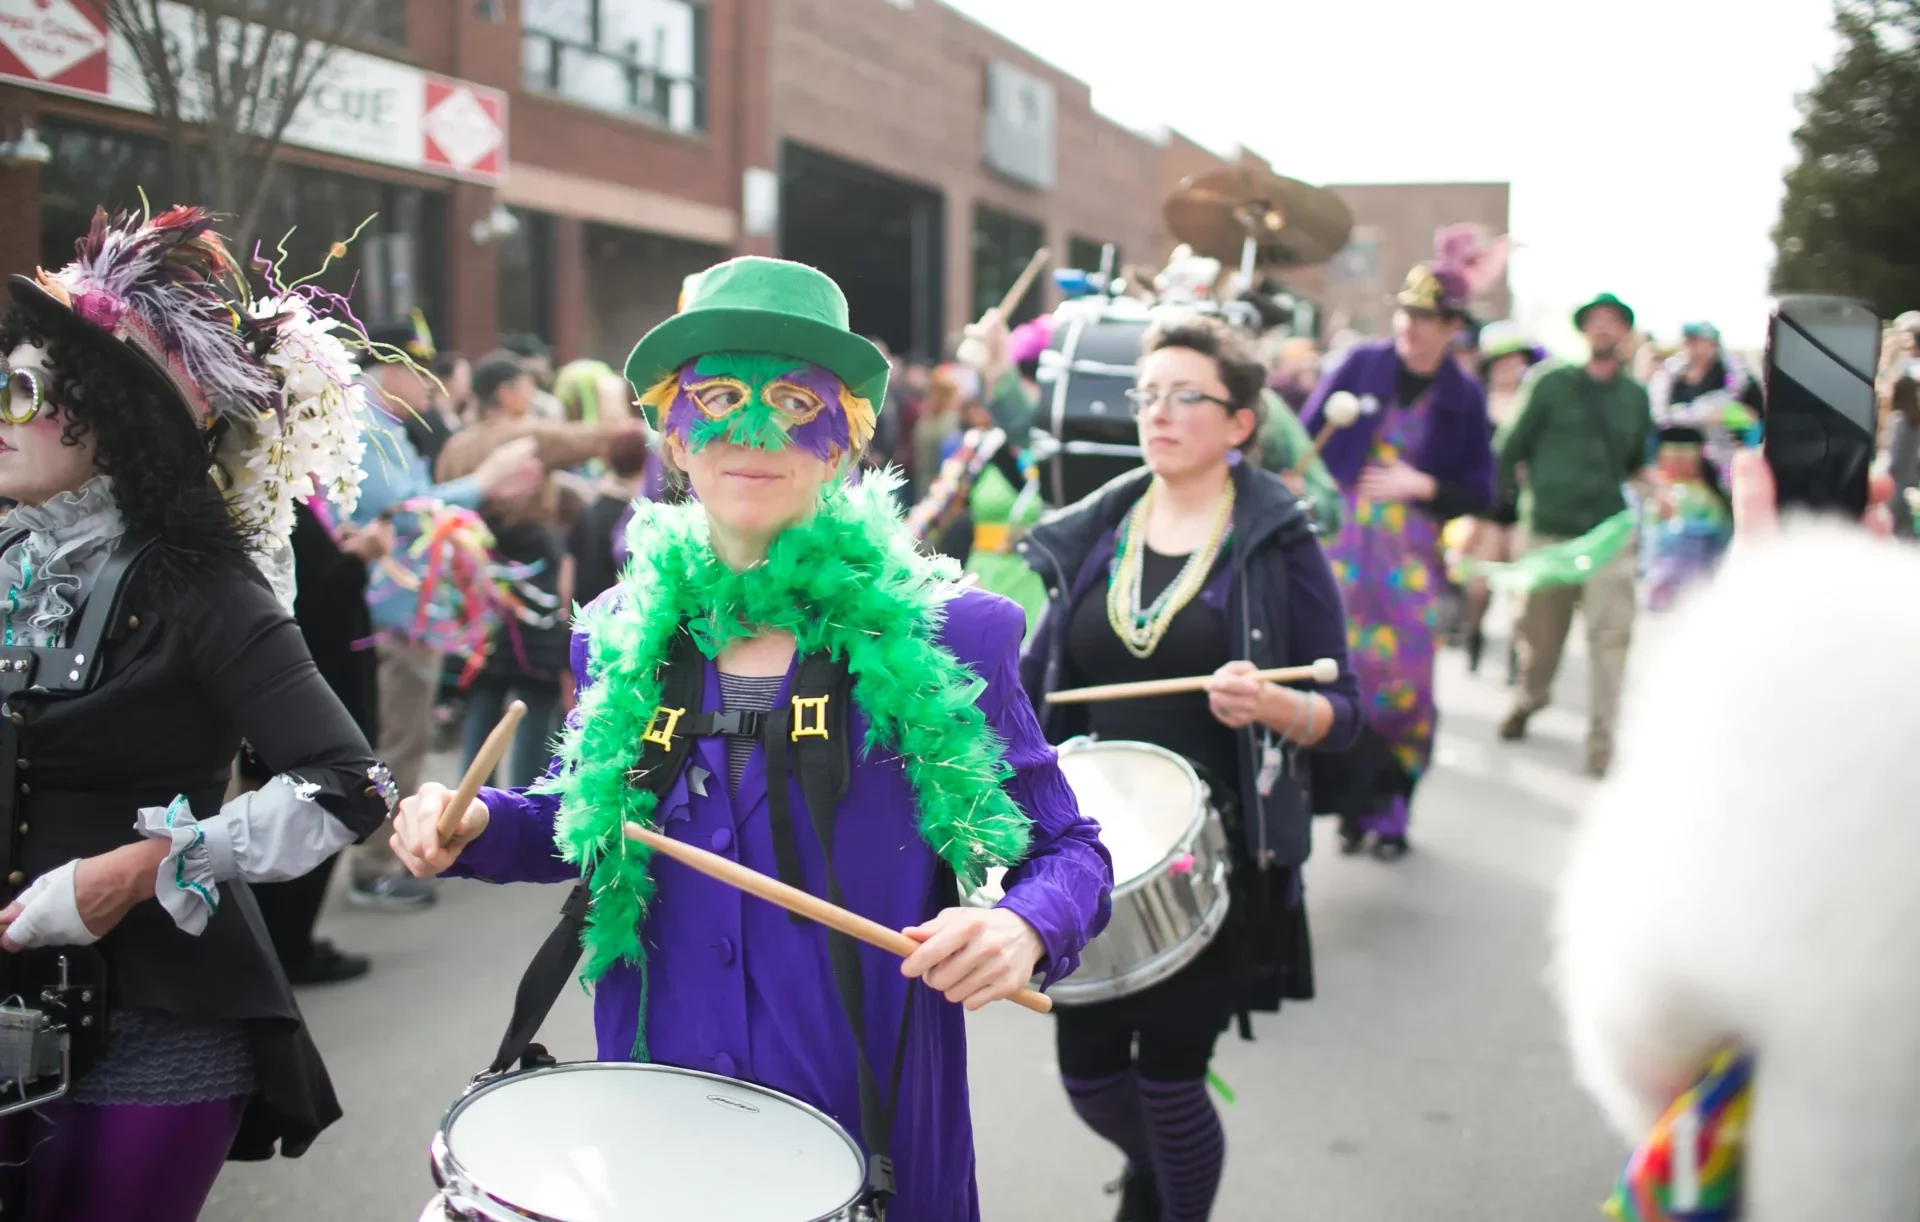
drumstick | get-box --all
[996,247,1053,319]
[437,700,526,841]
[623,823,1053,1015]
[1289,418,1342,478]
[1047,658,1340,705]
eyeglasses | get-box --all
[0,367,43,427]
[1123,387,1235,419]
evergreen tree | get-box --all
[1774,0,1920,313]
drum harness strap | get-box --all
[488,626,954,1217]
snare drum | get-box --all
[423,1062,868,1222]
[974,739,1231,1006]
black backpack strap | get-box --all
[764,653,913,1211]
[485,625,707,1077]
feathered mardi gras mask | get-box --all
[624,256,889,465]
[638,352,875,463]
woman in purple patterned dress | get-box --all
[1300,230,1498,858]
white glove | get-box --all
[2,860,99,949]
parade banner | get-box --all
[0,0,507,184]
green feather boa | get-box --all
[535,471,1034,1026]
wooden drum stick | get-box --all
[997,248,1053,318]
[1289,418,1342,478]
[1047,658,1341,706]
[624,823,1053,1015]
[437,699,526,841]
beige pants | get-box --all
[1509,530,1637,751]
[351,637,443,883]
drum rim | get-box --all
[1049,867,1234,1006]
[432,1061,867,1222]
[1058,738,1213,898]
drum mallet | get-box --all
[436,700,526,841]
[1290,391,1364,479]
[1047,658,1340,706]
[623,823,1053,1015]
[956,248,1053,368]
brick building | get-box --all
[0,0,1508,366]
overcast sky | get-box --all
[942,0,1845,350]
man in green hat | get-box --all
[1495,292,1653,777]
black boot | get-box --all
[1338,816,1367,855]
[1466,625,1486,674]
[1106,1166,1162,1222]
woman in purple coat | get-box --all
[393,258,1113,1222]
[1300,229,1501,859]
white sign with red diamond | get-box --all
[0,0,507,185]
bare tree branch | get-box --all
[102,0,387,252]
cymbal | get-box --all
[1164,167,1355,269]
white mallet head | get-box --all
[1310,657,1340,684]
[1324,390,1361,428]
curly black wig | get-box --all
[0,306,246,561]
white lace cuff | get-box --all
[135,774,359,936]
[135,795,222,936]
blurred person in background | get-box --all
[243,496,393,985]
[1268,336,1321,412]
[1496,294,1653,777]
[913,363,975,498]
[501,332,564,420]
[1878,311,1920,539]
[435,352,633,788]
[402,349,468,469]
[1639,322,1762,611]
[1454,321,1548,673]
[1301,228,1501,859]
[346,327,544,911]
[561,425,651,714]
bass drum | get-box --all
[972,739,1231,1006]
[1036,300,1151,507]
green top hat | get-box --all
[625,257,890,407]
[1574,292,1635,330]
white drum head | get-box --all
[1058,742,1203,887]
[443,1064,864,1221]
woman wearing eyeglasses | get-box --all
[1018,314,1361,1222]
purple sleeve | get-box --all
[446,629,594,885]
[1284,532,1364,753]
[958,592,1114,989]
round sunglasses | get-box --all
[0,367,44,427]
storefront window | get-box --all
[38,120,447,344]
[522,0,707,135]
[498,208,555,352]
[972,205,1045,325]
[1067,236,1117,276]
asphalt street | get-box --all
[204,607,1633,1221]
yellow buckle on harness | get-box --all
[642,705,685,749]
[790,695,830,742]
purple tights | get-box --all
[1354,793,1411,838]
[0,1096,244,1222]
[1064,1069,1226,1221]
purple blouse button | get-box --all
[714,1052,737,1077]
[716,936,735,966]
[711,827,733,853]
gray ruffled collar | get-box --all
[1,476,126,648]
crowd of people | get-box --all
[3,199,1918,1222]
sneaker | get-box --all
[285,939,371,986]
[1103,1167,1161,1222]
[1588,743,1614,779]
[345,874,437,911]
[1498,707,1532,741]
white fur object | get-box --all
[1556,518,1920,1221]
